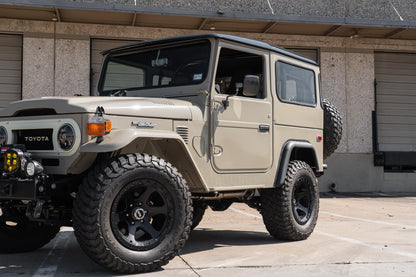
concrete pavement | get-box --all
[0,193,415,276]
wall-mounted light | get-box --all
[52,13,58,22]
[350,29,360,38]
[210,24,216,30]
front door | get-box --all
[211,45,273,173]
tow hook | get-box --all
[26,200,45,219]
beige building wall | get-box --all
[1,18,416,192]
[22,36,55,99]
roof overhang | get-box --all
[1,0,416,40]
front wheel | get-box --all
[261,160,319,241]
[72,153,192,273]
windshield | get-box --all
[99,40,211,95]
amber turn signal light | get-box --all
[87,117,111,137]
[104,120,111,133]
[87,122,105,137]
[88,107,111,139]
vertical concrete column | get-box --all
[55,38,90,96]
[320,49,374,154]
[22,37,55,99]
[319,49,381,192]
[345,51,374,154]
[320,50,347,153]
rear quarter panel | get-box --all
[271,53,324,171]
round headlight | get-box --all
[57,124,75,150]
[26,161,35,176]
[0,126,7,146]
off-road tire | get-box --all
[191,200,206,230]
[322,98,343,159]
[261,161,319,241]
[72,153,192,274]
[0,216,59,253]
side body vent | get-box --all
[176,126,189,144]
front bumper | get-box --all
[0,178,36,200]
[0,145,49,200]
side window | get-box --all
[215,48,264,98]
[276,61,316,106]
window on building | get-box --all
[276,61,316,106]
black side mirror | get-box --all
[242,75,260,97]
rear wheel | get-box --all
[261,161,319,241]
[0,208,60,253]
[72,153,192,273]
[191,200,206,230]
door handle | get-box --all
[259,125,270,132]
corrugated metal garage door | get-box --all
[375,52,416,152]
[0,34,22,107]
[90,38,140,95]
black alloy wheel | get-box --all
[110,179,173,251]
[292,176,314,225]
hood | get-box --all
[0,97,193,120]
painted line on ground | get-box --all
[230,207,262,219]
[346,198,416,208]
[320,211,416,229]
[316,231,416,259]
[32,228,72,277]
[230,207,416,260]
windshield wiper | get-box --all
[110,89,127,97]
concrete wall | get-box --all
[1,18,416,192]
[73,0,416,22]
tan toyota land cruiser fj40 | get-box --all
[0,34,342,273]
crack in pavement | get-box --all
[178,255,201,276]
[191,260,416,270]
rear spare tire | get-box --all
[322,98,343,159]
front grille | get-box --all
[42,159,59,166]
[15,129,54,150]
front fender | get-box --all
[79,129,209,192]
[79,129,184,153]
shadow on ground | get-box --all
[182,227,287,255]
[0,227,286,276]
